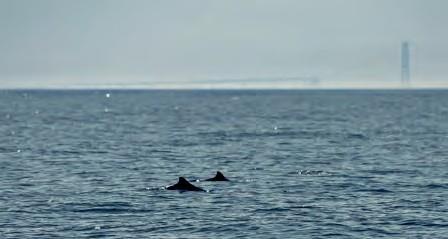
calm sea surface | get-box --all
[1,90,448,238]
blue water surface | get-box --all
[1,90,448,238]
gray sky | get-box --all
[1,0,447,88]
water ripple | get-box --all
[1,90,448,238]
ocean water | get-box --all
[1,89,448,238]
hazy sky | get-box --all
[1,0,447,88]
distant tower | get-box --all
[401,41,410,87]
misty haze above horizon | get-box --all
[1,0,447,89]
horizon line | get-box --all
[1,86,448,91]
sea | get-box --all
[1,89,447,238]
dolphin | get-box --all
[166,177,205,191]
[205,171,230,181]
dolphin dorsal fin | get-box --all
[205,171,229,181]
[204,171,229,181]
[167,177,205,191]
[179,177,189,184]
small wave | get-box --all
[399,220,448,227]
[71,208,129,213]
[347,133,369,140]
[322,233,352,237]
[63,202,132,207]
[70,207,152,214]
[0,147,19,153]
[351,227,399,235]
[296,170,332,176]
[197,130,333,139]
[363,168,422,176]
[355,188,394,193]
[287,205,318,209]
[423,183,448,189]
[143,186,166,191]
[17,182,34,187]
[60,201,154,214]
[166,140,199,147]
[252,207,290,213]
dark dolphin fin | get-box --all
[205,171,230,181]
[166,177,205,191]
